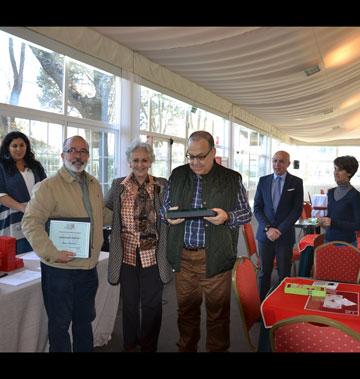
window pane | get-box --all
[0,30,64,113]
[90,130,101,179]
[151,139,168,178]
[140,87,150,132]
[30,121,63,177]
[234,124,251,189]
[171,142,185,172]
[140,86,187,137]
[288,145,337,196]
[65,126,116,192]
[67,59,116,123]
[105,132,115,193]
[0,116,30,138]
[0,115,63,177]
[0,30,118,196]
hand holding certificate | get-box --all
[46,218,91,259]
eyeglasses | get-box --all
[64,147,89,156]
[185,148,212,161]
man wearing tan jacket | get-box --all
[22,135,104,352]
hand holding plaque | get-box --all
[46,218,91,259]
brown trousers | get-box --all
[175,248,232,352]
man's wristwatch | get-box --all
[264,224,271,232]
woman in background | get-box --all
[105,140,172,352]
[0,131,46,254]
[318,155,360,246]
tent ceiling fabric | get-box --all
[90,27,360,144]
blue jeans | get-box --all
[41,262,99,352]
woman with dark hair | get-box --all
[318,155,360,245]
[0,131,46,254]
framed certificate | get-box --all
[46,217,91,259]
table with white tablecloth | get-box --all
[0,251,120,352]
[311,194,328,217]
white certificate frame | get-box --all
[46,217,91,259]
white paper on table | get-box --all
[323,294,357,308]
[323,294,343,309]
[312,281,339,291]
[0,269,41,286]
[342,297,357,306]
[21,252,40,261]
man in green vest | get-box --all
[161,131,252,352]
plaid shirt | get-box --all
[183,174,205,248]
[121,174,157,268]
[161,171,252,248]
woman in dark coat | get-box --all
[0,131,46,254]
[318,155,360,245]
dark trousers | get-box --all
[120,252,163,352]
[175,249,231,352]
[258,240,293,301]
[40,262,98,352]
[298,245,314,277]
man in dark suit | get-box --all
[254,151,303,301]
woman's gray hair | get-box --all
[126,139,155,163]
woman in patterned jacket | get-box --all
[105,140,172,352]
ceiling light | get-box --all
[339,93,360,109]
[324,36,360,68]
[343,111,360,130]
[304,65,321,76]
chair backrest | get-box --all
[313,241,360,283]
[301,201,312,219]
[242,223,259,268]
[313,233,325,248]
[231,256,261,351]
[298,233,325,252]
[356,231,360,247]
[270,315,360,352]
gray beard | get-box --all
[64,159,87,173]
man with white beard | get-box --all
[22,135,104,352]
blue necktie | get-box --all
[273,176,282,211]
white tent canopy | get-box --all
[19,26,360,145]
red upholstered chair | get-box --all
[301,201,312,219]
[242,223,300,276]
[298,233,324,253]
[297,233,325,277]
[313,241,360,283]
[242,223,260,269]
[356,231,360,247]
[270,315,360,352]
[290,202,317,275]
[232,256,261,351]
